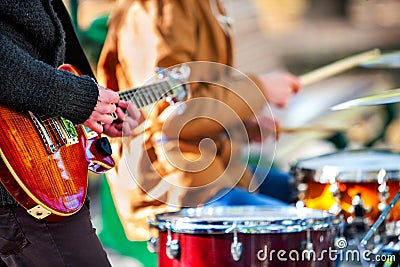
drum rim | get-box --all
[148,206,339,234]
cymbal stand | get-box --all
[360,189,400,248]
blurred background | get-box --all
[62,0,400,266]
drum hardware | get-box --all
[328,179,342,216]
[148,206,339,266]
[346,193,370,241]
[295,168,343,216]
[350,193,366,217]
[301,229,314,261]
[165,222,180,259]
[292,150,400,224]
[347,170,392,243]
[147,236,158,253]
[147,218,159,253]
[377,169,390,214]
[296,182,308,209]
[333,215,346,246]
[360,189,400,250]
[166,239,180,260]
[347,170,390,227]
[228,226,243,262]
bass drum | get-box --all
[148,206,339,267]
[292,149,400,223]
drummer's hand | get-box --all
[257,72,301,108]
[103,100,142,137]
[244,113,280,142]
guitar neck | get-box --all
[118,81,173,109]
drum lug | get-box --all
[166,222,180,259]
[328,180,342,215]
[147,237,158,253]
[230,229,243,262]
[301,229,314,261]
[166,239,180,259]
[378,169,389,212]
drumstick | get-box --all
[277,126,347,134]
[299,48,381,86]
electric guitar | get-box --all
[0,64,188,221]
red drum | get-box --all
[148,206,339,267]
[292,150,400,223]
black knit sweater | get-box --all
[0,0,99,205]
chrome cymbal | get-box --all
[331,88,400,110]
[360,51,400,69]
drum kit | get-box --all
[146,49,400,266]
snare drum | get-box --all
[148,206,338,267]
[292,150,400,222]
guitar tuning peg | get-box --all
[169,64,191,82]
[156,67,168,80]
[156,64,191,82]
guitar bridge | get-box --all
[29,112,79,154]
[29,112,60,154]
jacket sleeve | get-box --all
[0,33,98,124]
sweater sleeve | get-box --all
[0,33,98,124]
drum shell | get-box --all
[300,180,400,222]
[292,150,400,222]
[156,228,336,267]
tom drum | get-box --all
[148,206,339,267]
[292,150,400,223]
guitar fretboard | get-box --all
[119,81,173,109]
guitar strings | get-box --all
[119,81,174,108]
[37,80,176,141]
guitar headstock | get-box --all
[157,64,190,104]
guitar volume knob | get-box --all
[95,137,113,156]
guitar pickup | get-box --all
[59,117,79,146]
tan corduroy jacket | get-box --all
[97,0,269,240]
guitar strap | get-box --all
[52,0,96,80]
